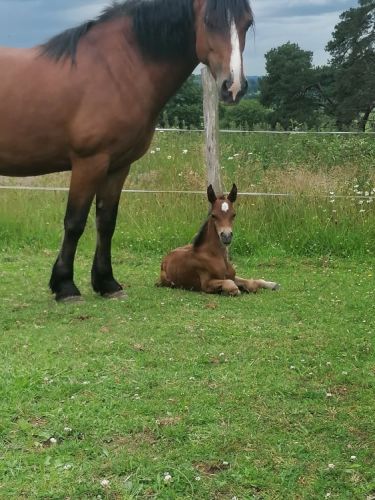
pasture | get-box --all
[1,132,375,498]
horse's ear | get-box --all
[207,184,217,204]
[228,184,238,203]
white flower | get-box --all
[228,156,234,160]
[182,149,188,154]
[63,464,72,470]
[326,392,333,398]
[328,463,335,469]
[350,455,357,461]
[50,437,57,444]
[290,365,296,370]
[64,427,72,433]
[100,479,110,488]
[164,472,173,483]
[167,156,172,160]
[195,476,201,481]
[156,147,160,152]
[150,150,156,154]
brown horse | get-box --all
[159,184,280,295]
[0,0,253,301]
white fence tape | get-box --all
[155,128,375,135]
[0,185,371,200]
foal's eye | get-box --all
[232,214,236,219]
[211,214,217,220]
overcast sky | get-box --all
[0,0,358,75]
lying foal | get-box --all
[158,184,279,296]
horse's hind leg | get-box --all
[91,166,130,297]
[235,277,280,293]
[50,155,109,302]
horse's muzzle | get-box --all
[220,78,248,104]
[220,231,233,246]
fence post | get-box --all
[202,67,222,194]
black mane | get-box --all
[193,217,210,248]
[40,0,252,63]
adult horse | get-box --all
[0,0,253,301]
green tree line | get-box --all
[159,0,375,132]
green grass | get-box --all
[1,132,375,497]
[1,250,374,498]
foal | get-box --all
[159,185,279,296]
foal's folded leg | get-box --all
[202,278,241,296]
[235,277,280,293]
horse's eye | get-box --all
[232,213,236,218]
[212,214,217,220]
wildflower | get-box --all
[50,437,57,445]
[350,455,357,461]
[195,476,201,481]
[360,209,366,213]
[228,156,234,160]
[100,479,110,488]
[167,156,172,160]
[327,463,335,469]
[63,464,72,470]
[64,427,72,433]
[359,200,364,205]
[182,149,188,154]
[156,147,160,152]
[164,472,173,483]
[290,365,296,370]
[150,150,156,154]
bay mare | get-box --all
[159,184,279,295]
[0,0,252,302]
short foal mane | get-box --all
[40,0,252,64]
[40,0,195,63]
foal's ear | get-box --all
[207,184,217,204]
[228,184,238,203]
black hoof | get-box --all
[92,276,124,297]
[51,281,82,302]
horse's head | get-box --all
[194,0,253,104]
[207,184,238,246]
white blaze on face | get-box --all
[229,19,242,101]
[221,202,229,213]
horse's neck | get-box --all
[94,18,199,117]
[204,220,227,258]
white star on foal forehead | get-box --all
[221,202,229,213]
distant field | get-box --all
[1,131,374,498]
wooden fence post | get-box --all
[202,67,222,194]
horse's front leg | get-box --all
[201,276,241,296]
[50,154,109,302]
[235,277,280,293]
[91,166,130,297]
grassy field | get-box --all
[1,132,375,498]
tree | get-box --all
[259,43,319,130]
[159,76,203,129]
[219,99,270,130]
[326,0,375,131]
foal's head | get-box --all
[207,184,237,246]
[194,0,253,104]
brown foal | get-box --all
[159,185,280,295]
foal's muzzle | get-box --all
[220,231,233,246]
[220,78,248,104]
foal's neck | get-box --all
[205,219,229,257]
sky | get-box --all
[0,0,359,75]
